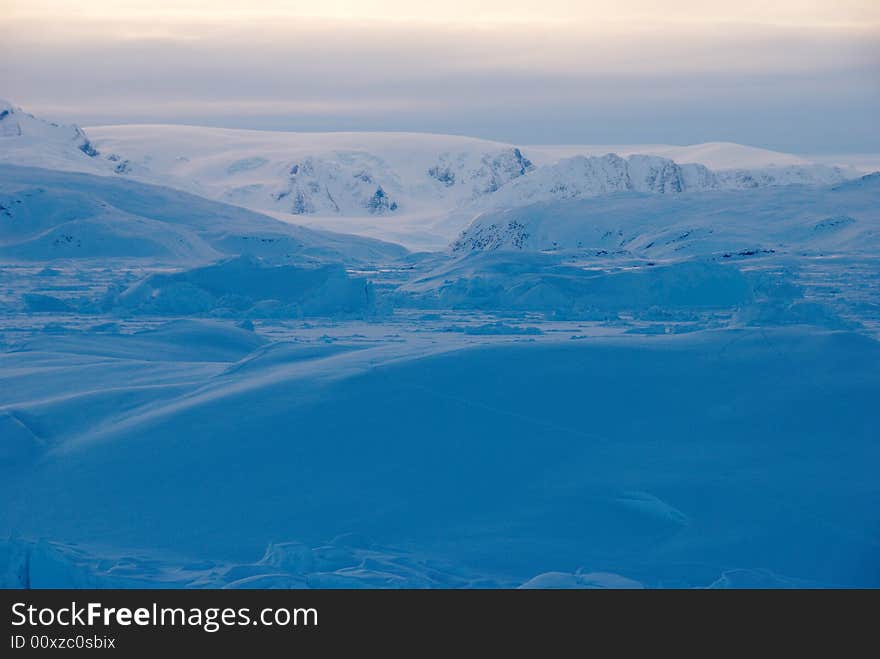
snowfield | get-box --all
[1,102,879,588]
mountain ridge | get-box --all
[0,101,867,248]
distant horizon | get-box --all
[3,102,877,163]
[5,96,880,169]
[10,101,879,158]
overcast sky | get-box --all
[3,1,878,153]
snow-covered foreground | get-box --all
[1,315,878,588]
[1,104,879,588]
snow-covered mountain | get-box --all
[466,151,857,209]
[83,124,537,218]
[527,141,831,170]
[474,154,716,208]
[0,101,865,249]
[84,124,857,218]
[451,172,880,257]
[0,99,108,173]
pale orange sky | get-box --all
[2,1,877,152]
[7,0,880,26]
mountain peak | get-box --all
[0,101,111,171]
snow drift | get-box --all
[113,256,375,318]
[398,252,755,317]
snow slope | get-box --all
[0,165,407,264]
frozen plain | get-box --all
[1,103,879,589]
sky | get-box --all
[2,1,878,153]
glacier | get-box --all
[1,102,878,589]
